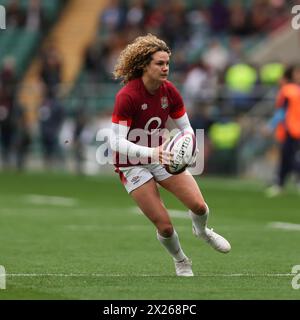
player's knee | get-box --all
[158,224,174,237]
[190,201,207,215]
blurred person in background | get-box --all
[40,44,62,98]
[6,0,25,29]
[25,0,47,32]
[39,87,65,170]
[208,0,230,34]
[189,104,216,174]
[84,38,107,82]
[0,57,17,169]
[0,87,14,168]
[159,0,188,49]
[73,106,89,175]
[207,116,241,175]
[228,1,251,36]
[202,39,230,74]
[264,65,300,196]
[13,103,31,171]
[182,59,217,113]
[0,57,17,102]
[224,62,258,112]
[100,0,126,34]
[110,34,230,277]
[248,0,270,34]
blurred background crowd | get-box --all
[0,0,300,186]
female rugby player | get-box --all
[110,34,230,276]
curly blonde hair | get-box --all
[113,34,171,84]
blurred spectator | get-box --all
[227,36,244,65]
[202,39,230,73]
[190,104,216,134]
[0,57,17,100]
[73,106,89,175]
[6,0,25,29]
[208,0,230,34]
[84,38,107,81]
[259,62,284,87]
[229,2,251,36]
[170,50,189,83]
[264,65,300,196]
[105,33,128,78]
[190,104,216,172]
[182,60,217,112]
[186,7,209,40]
[224,63,258,111]
[249,0,270,33]
[13,104,31,171]
[208,117,242,175]
[40,45,62,97]
[25,0,47,32]
[100,0,126,33]
[39,90,65,170]
[0,88,14,168]
[85,32,128,82]
[160,0,188,49]
[144,1,168,36]
[267,0,290,30]
[0,57,17,168]
[126,0,149,28]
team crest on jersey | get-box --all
[161,97,168,109]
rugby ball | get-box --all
[164,130,196,175]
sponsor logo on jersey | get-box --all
[141,103,148,110]
[161,97,168,109]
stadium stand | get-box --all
[0,0,63,78]
[65,0,295,117]
[17,0,108,123]
[0,0,299,177]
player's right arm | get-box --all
[110,122,154,158]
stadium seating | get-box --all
[67,0,275,114]
[0,0,63,79]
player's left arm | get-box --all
[167,82,198,162]
[171,112,194,133]
[167,81,194,134]
[170,112,198,165]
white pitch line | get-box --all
[268,222,300,231]
[24,194,78,207]
[6,273,294,278]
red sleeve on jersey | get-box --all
[170,107,186,119]
[112,93,134,126]
[167,81,186,119]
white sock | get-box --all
[189,203,209,235]
[157,229,187,262]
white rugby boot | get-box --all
[265,185,282,198]
[174,258,194,277]
[193,226,231,253]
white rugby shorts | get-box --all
[115,164,173,193]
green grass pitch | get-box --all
[0,171,299,299]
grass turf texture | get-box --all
[0,171,299,299]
